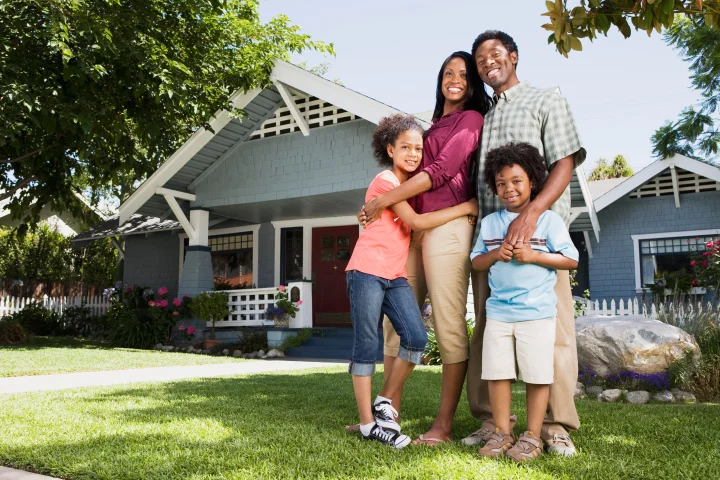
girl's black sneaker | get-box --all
[362,424,411,449]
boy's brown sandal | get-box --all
[477,428,515,458]
[506,431,543,462]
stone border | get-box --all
[575,383,697,404]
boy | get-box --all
[470,143,578,462]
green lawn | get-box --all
[1,367,719,479]
[0,337,243,377]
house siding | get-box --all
[124,231,180,299]
[588,191,720,301]
[193,120,380,206]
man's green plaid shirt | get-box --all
[473,81,586,244]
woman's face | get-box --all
[441,57,468,108]
[387,130,423,174]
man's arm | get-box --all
[504,155,573,245]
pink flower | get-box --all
[158,286,169,296]
[183,294,191,300]
[707,241,715,248]
[296,300,303,306]
[173,311,180,316]
[690,260,697,267]
[148,301,156,307]
[702,261,709,267]
[126,287,133,293]
[278,285,286,292]
[187,326,196,335]
[178,325,186,331]
[692,280,698,287]
[157,300,169,308]
[703,251,712,257]
[173,298,182,307]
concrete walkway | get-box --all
[0,466,59,480]
[0,359,347,395]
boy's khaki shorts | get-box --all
[481,317,556,385]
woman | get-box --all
[359,51,491,445]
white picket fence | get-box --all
[583,297,719,320]
[0,295,111,318]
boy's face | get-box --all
[495,164,532,211]
[474,39,517,91]
[387,130,423,174]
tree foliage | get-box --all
[0,0,332,228]
[651,18,720,162]
[588,154,634,180]
[542,0,720,57]
[0,225,117,284]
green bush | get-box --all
[278,328,315,352]
[61,305,107,338]
[0,318,27,344]
[10,302,62,335]
[424,318,474,366]
[190,291,229,340]
[236,329,269,353]
[671,352,720,400]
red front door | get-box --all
[312,225,358,326]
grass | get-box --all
[0,337,243,377]
[1,366,719,479]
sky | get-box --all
[259,0,702,174]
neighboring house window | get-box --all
[638,235,714,287]
[209,233,254,288]
[280,227,303,285]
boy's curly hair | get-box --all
[371,114,424,167]
[484,143,547,199]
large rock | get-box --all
[626,391,651,404]
[600,389,623,403]
[576,315,699,376]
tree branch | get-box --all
[0,176,38,202]
[1,144,58,165]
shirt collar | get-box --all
[492,81,530,105]
[432,108,463,124]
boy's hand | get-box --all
[512,241,537,264]
[497,242,514,262]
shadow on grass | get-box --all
[1,368,720,479]
[0,336,111,351]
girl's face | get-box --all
[495,164,533,211]
[441,57,468,108]
[387,130,423,174]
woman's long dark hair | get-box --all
[431,51,491,121]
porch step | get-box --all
[284,328,383,361]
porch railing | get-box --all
[211,287,276,328]
[0,295,111,318]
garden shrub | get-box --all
[106,285,192,349]
[10,302,62,335]
[0,318,27,344]
[424,317,474,366]
[670,351,720,400]
[234,329,269,353]
[61,305,107,338]
[279,328,315,352]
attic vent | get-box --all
[630,168,720,199]
[248,93,357,140]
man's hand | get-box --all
[361,197,384,226]
[505,208,540,246]
[497,242,514,262]
[356,207,367,227]
[512,241,537,264]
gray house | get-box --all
[586,155,720,302]
[75,61,597,336]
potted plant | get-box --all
[190,291,230,349]
[264,285,302,328]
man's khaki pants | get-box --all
[466,269,580,438]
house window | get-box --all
[280,227,303,285]
[639,235,714,287]
[209,233,254,288]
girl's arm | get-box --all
[390,198,477,232]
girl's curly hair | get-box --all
[484,143,547,199]
[371,114,424,167]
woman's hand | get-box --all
[463,199,479,226]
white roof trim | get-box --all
[593,154,720,212]
[575,164,600,242]
[118,87,262,225]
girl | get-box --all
[359,51,491,445]
[346,114,478,448]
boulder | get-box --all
[222,349,230,356]
[247,352,258,359]
[600,389,623,403]
[586,386,603,398]
[576,315,699,376]
[653,390,674,403]
[267,349,282,358]
[232,350,242,358]
[257,349,265,357]
[153,343,163,351]
[626,391,651,404]
[671,389,696,403]
[161,345,174,352]
[574,383,586,399]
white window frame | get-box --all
[631,229,719,294]
[271,216,361,286]
[178,224,261,288]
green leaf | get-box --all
[569,36,583,51]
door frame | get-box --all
[271,216,361,286]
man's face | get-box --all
[474,39,517,91]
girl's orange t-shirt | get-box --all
[346,170,411,280]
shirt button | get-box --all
[497,107,501,111]
[493,128,497,131]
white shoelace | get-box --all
[374,427,395,442]
[552,434,572,446]
[376,402,399,420]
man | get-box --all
[463,30,585,457]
